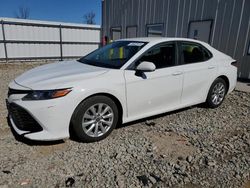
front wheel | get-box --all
[206,78,227,108]
[71,96,119,142]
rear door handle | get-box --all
[172,71,183,76]
[208,66,216,69]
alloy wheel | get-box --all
[211,82,226,105]
[82,103,114,137]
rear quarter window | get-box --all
[180,42,212,64]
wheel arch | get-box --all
[217,75,230,94]
[85,92,124,120]
[69,92,124,138]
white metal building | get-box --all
[0,17,101,61]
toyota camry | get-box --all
[6,38,237,142]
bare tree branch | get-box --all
[14,6,30,19]
[83,11,96,24]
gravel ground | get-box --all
[0,62,249,188]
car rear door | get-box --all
[177,41,217,106]
[124,42,183,121]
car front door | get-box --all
[178,41,217,106]
[124,42,183,121]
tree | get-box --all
[14,6,30,19]
[83,11,96,24]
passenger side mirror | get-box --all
[136,61,156,72]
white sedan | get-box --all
[7,38,237,142]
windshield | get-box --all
[78,41,147,69]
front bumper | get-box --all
[6,84,77,141]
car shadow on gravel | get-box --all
[6,117,64,146]
[117,105,201,129]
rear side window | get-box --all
[180,42,212,64]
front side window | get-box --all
[78,41,147,69]
[146,24,163,37]
[137,43,176,69]
[180,42,212,64]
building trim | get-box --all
[0,40,100,45]
[0,56,82,61]
[1,20,8,61]
[1,20,100,30]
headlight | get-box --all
[22,89,71,101]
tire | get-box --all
[71,95,119,142]
[206,78,227,108]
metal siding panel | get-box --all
[148,0,153,24]
[155,0,163,23]
[188,0,197,22]
[211,0,226,48]
[6,43,60,58]
[181,0,191,37]
[62,28,100,43]
[233,0,246,57]
[237,1,250,79]
[167,0,179,37]
[240,55,250,79]
[217,0,234,52]
[62,44,98,57]
[0,44,4,58]
[202,0,218,19]
[4,24,60,41]
[235,1,249,59]
[142,0,149,36]
[161,0,168,36]
[133,0,139,25]
[0,23,3,40]
[226,0,244,56]
[179,0,186,37]
[195,0,203,20]
[176,0,184,37]
[103,0,108,37]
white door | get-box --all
[124,43,183,120]
[188,20,212,43]
[179,42,217,106]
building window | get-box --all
[126,26,137,38]
[111,27,122,41]
[188,20,213,43]
[146,24,163,37]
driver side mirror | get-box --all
[136,61,156,72]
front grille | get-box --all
[8,103,43,132]
[8,88,31,97]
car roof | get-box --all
[118,37,208,45]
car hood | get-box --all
[13,60,109,90]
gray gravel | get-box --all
[0,62,249,187]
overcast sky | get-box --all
[0,0,101,24]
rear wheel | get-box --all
[71,96,119,142]
[206,78,227,108]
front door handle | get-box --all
[208,66,216,69]
[172,71,183,76]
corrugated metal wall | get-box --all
[102,0,250,79]
[0,17,100,61]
